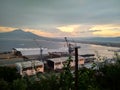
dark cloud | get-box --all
[0,0,120,30]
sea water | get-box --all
[0,39,119,58]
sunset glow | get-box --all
[57,25,80,33]
[0,24,120,37]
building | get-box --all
[12,47,70,59]
[15,60,44,76]
[13,48,48,56]
[47,56,85,70]
[13,48,48,59]
[80,54,95,63]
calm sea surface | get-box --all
[0,39,119,58]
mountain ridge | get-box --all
[0,30,119,49]
[0,29,119,43]
[0,29,44,39]
[0,29,64,42]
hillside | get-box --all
[0,30,64,52]
[0,29,64,42]
[0,29,47,40]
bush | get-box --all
[0,79,9,90]
[0,66,21,82]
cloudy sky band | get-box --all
[0,0,120,37]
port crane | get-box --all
[64,37,75,56]
[65,37,80,89]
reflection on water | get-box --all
[78,43,120,58]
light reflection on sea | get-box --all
[77,43,120,58]
[0,39,119,58]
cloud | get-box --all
[0,24,119,37]
[0,26,17,33]
[0,26,54,37]
[56,24,98,37]
[24,29,54,37]
[18,24,120,37]
[0,0,120,28]
[0,0,119,38]
[90,24,120,30]
[57,25,80,33]
[90,24,120,37]
[89,30,101,32]
[0,26,72,37]
[93,30,120,37]
[80,30,101,33]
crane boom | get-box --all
[64,37,69,48]
[64,37,74,55]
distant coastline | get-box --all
[0,30,119,53]
[0,38,120,53]
[77,41,120,48]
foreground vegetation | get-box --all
[0,55,120,90]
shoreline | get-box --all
[77,41,120,48]
[0,41,120,54]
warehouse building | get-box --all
[15,60,44,76]
[47,56,85,70]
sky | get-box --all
[0,0,120,37]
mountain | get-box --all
[0,29,64,41]
[0,29,64,52]
[0,30,119,49]
[0,29,46,40]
